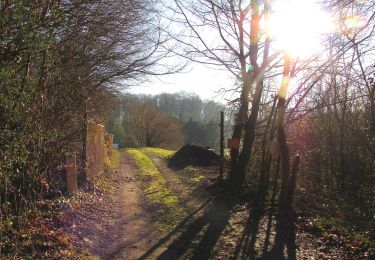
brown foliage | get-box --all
[128,103,184,149]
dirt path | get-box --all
[105,155,167,259]
[57,153,166,259]
[142,151,210,212]
[58,150,352,259]
[136,151,350,259]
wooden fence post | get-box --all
[219,111,224,181]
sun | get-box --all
[269,0,334,58]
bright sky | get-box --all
[269,0,334,58]
[129,63,234,102]
[129,0,361,102]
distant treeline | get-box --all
[106,92,229,150]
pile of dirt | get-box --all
[168,144,221,169]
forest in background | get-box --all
[106,92,229,151]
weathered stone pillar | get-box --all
[87,122,105,177]
[105,133,113,156]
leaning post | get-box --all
[219,111,224,181]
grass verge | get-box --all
[126,148,184,232]
[143,147,175,158]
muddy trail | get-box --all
[57,149,353,259]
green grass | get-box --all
[183,166,207,183]
[143,147,175,158]
[126,148,184,232]
[190,175,206,183]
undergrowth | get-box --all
[126,148,185,232]
[301,215,375,257]
[0,149,121,258]
[0,193,81,258]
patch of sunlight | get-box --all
[143,147,175,158]
[96,149,121,192]
[126,149,159,177]
[126,148,185,232]
[105,149,121,169]
[183,166,207,184]
[191,175,206,183]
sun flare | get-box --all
[269,0,334,58]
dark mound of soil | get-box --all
[168,144,221,169]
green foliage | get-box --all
[0,2,67,256]
[0,0,149,256]
[107,116,126,148]
[1,0,61,201]
[181,166,208,183]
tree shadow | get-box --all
[261,205,275,257]
[231,188,268,259]
[230,177,296,260]
[138,199,211,260]
[139,194,236,260]
[139,185,295,260]
[233,189,297,260]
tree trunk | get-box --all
[272,53,291,258]
[229,73,252,184]
[228,0,263,191]
[230,78,263,189]
[272,109,290,258]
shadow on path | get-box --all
[139,186,288,260]
[139,194,235,260]
[231,188,269,260]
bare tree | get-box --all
[128,103,184,149]
[165,0,281,189]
